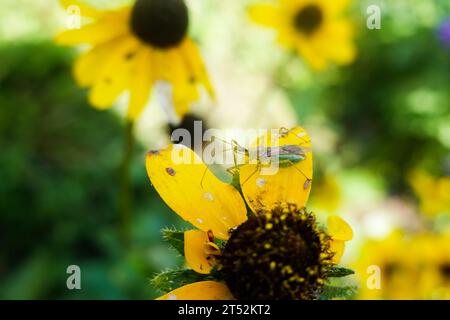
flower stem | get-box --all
[119,119,135,248]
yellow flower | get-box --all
[310,174,342,213]
[409,170,450,218]
[146,127,353,300]
[353,232,450,300]
[55,0,213,120]
[248,0,356,70]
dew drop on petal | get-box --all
[167,294,177,300]
[197,218,204,224]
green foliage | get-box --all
[162,228,185,256]
[151,269,217,294]
[0,42,182,299]
[320,285,358,300]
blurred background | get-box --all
[0,0,449,299]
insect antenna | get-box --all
[278,127,312,146]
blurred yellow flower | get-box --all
[248,0,356,70]
[310,174,342,213]
[55,0,213,120]
[354,232,450,300]
[409,170,450,217]
[146,127,353,299]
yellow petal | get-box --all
[172,81,200,119]
[248,4,280,28]
[55,8,130,46]
[318,20,356,65]
[88,36,140,109]
[297,42,328,71]
[320,0,351,16]
[128,47,154,119]
[157,281,234,300]
[180,38,215,98]
[240,127,313,213]
[185,230,214,274]
[327,215,353,241]
[329,240,345,264]
[146,144,247,240]
[59,0,102,18]
[73,37,124,87]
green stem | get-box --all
[119,120,135,248]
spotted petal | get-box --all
[146,145,247,240]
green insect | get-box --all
[203,127,313,189]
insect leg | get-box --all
[284,160,313,190]
[241,163,261,187]
[200,166,208,189]
[278,127,312,146]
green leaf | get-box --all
[150,269,217,293]
[326,266,355,278]
[320,285,358,300]
[162,228,185,256]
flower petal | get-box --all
[88,36,141,109]
[55,8,130,46]
[128,47,154,119]
[73,37,124,87]
[146,144,247,240]
[180,38,215,98]
[317,20,356,65]
[157,281,234,300]
[240,127,313,213]
[327,215,353,241]
[329,240,345,264]
[248,4,281,28]
[59,0,102,18]
[320,0,351,16]
[185,230,215,274]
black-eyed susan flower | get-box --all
[409,170,450,218]
[248,0,356,70]
[55,0,213,120]
[146,127,354,300]
[354,232,450,300]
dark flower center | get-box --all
[293,5,323,35]
[440,263,450,279]
[220,205,332,300]
[130,0,189,48]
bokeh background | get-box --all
[0,0,449,299]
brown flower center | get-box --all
[293,5,323,35]
[220,205,332,300]
[130,0,189,48]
